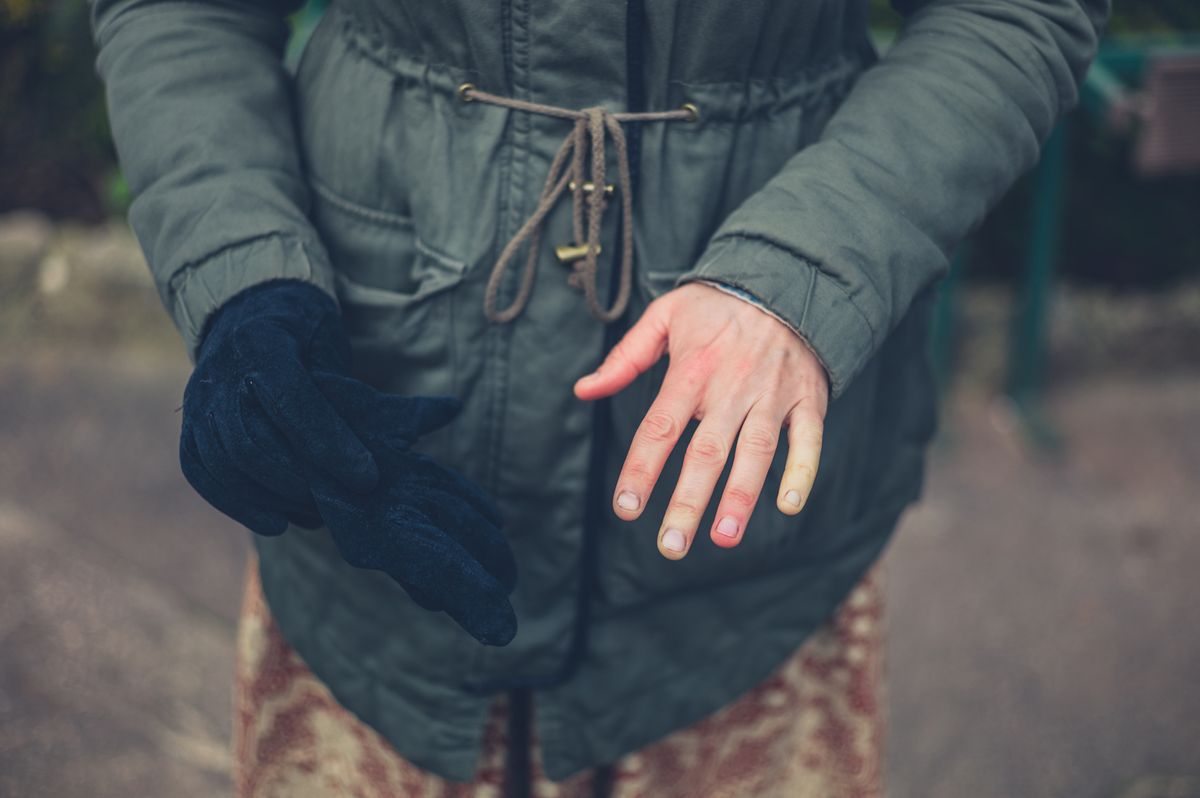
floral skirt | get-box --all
[233,556,886,798]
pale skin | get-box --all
[573,281,830,560]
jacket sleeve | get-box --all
[90,0,338,359]
[675,0,1109,399]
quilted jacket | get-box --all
[91,0,1107,781]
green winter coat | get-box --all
[91,0,1107,782]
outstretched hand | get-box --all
[574,282,829,560]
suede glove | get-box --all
[179,279,518,645]
[308,371,518,646]
[180,279,378,535]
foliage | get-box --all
[0,0,121,220]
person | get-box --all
[90,0,1108,795]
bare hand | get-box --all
[573,282,830,559]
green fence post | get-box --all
[931,241,968,394]
[1007,119,1069,452]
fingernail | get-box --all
[784,490,802,507]
[662,528,686,553]
[616,491,640,511]
[716,516,739,538]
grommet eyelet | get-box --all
[457,82,477,102]
[680,102,700,122]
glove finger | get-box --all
[318,498,516,645]
[381,509,517,646]
[308,371,501,530]
[249,371,379,494]
[310,479,497,596]
[211,385,315,507]
[311,487,445,602]
[287,509,325,529]
[312,482,392,572]
[180,424,288,536]
[407,456,507,530]
[407,488,517,594]
[395,394,461,440]
[311,370,463,445]
[196,412,323,522]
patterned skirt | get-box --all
[233,556,886,798]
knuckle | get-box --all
[789,402,825,428]
[621,460,655,485]
[739,424,779,457]
[640,410,681,443]
[667,497,702,519]
[605,341,630,368]
[786,463,816,486]
[609,338,638,362]
[687,431,728,465]
[722,485,759,510]
[791,422,824,448]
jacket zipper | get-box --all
[464,0,648,699]
[484,2,646,794]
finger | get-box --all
[610,364,701,521]
[250,371,380,493]
[311,370,463,444]
[776,399,826,515]
[179,425,288,536]
[709,401,782,548]
[376,507,517,646]
[287,509,325,529]
[574,298,669,401]
[409,454,507,531]
[656,405,742,560]
[195,412,320,521]
[410,485,517,593]
[213,384,313,506]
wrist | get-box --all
[197,278,339,363]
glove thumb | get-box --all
[311,370,463,445]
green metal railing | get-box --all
[932,34,1200,450]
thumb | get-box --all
[384,393,462,441]
[311,370,462,444]
[574,299,669,401]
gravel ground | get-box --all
[0,212,1197,797]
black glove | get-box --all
[180,279,376,535]
[179,279,518,645]
[309,371,517,646]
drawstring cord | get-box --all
[457,83,698,324]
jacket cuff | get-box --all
[675,235,877,399]
[166,233,338,362]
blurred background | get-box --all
[1,1,1197,796]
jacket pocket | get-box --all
[308,178,468,462]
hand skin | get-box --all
[573,282,830,560]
